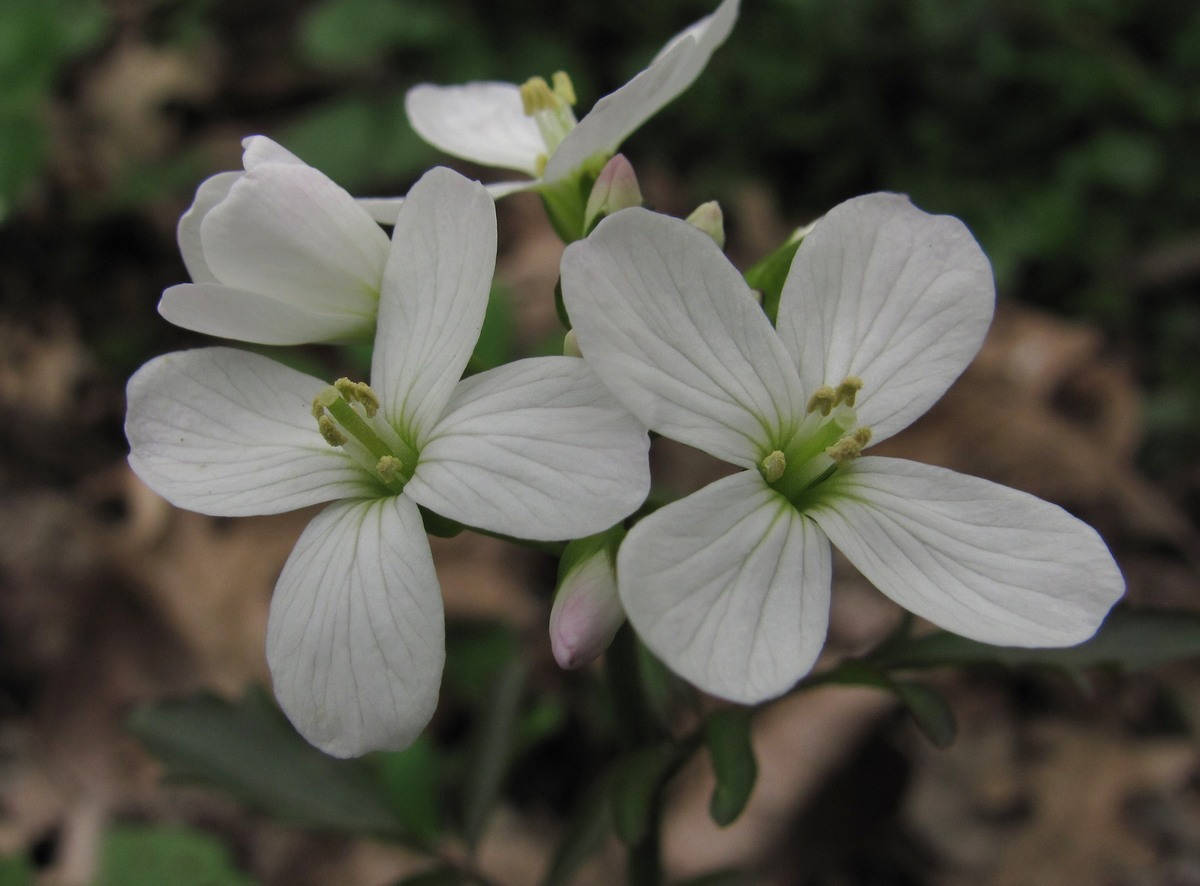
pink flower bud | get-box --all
[549,543,624,669]
[583,154,643,234]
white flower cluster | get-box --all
[125,0,1123,758]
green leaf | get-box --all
[609,744,674,846]
[871,608,1200,677]
[0,855,32,886]
[93,824,259,886]
[704,709,757,827]
[460,657,527,848]
[370,736,444,842]
[127,687,409,839]
[541,775,613,886]
[299,0,452,70]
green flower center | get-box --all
[311,378,418,495]
[759,376,872,508]
[520,71,578,175]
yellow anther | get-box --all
[761,450,787,483]
[377,455,403,484]
[806,386,837,415]
[825,436,864,463]
[551,71,576,106]
[520,76,557,115]
[333,378,380,417]
[852,426,872,447]
[311,397,326,419]
[835,377,863,407]
[318,414,347,447]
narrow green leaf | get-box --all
[609,744,674,846]
[704,709,757,827]
[541,775,613,886]
[461,657,527,848]
[872,608,1200,677]
[819,662,956,748]
[888,680,957,748]
[127,687,408,839]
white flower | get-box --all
[402,0,738,204]
[127,167,651,756]
[162,136,403,346]
[561,196,1125,704]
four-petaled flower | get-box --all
[561,196,1125,703]
[402,0,738,211]
[162,136,402,346]
[127,167,651,756]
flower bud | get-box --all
[583,154,643,235]
[686,200,725,249]
[550,530,626,669]
[563,328,582,357]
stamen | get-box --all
[806,386,837,415]
[334,378,380,417]
[826,434,866,463]
[376,455,403,484]
[835,377,863,407]
[761,450,787,483]
[852,426,872,447]
[317,414,347,447]
[520,77,557,115]
[551,71,576,106]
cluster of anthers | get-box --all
[760,376,872,500]
[519,72,578,176]
[311,378,414,494]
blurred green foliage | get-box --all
[0,0,107,220]
[93,825,260,886]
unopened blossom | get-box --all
[583,154,643,234]
[127,168,651,756]
[162,136,399,345]
[561,196,1124,703]
[398,0,738,233]
[549,529,626,669]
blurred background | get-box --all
[1,0,1199,883]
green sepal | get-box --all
[418,505,463,538]
[743,236,803,327]
[538,155,609,244]
[556,525,625,586]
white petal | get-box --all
[544,0,739,182]
[176,171,241,284]
[619,471,831,703]
[775,193,995,443]
[807,457,1125,646]
[159,283,373,345]
[370,168,496,439]
[126,347,372,516]
[267,496,444,757]
[201,163,389,317]
[405,82,545,177]
[241,134,305,169]
[561,207,804,469]
[355,197,405,225]
[407,357,650,540]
